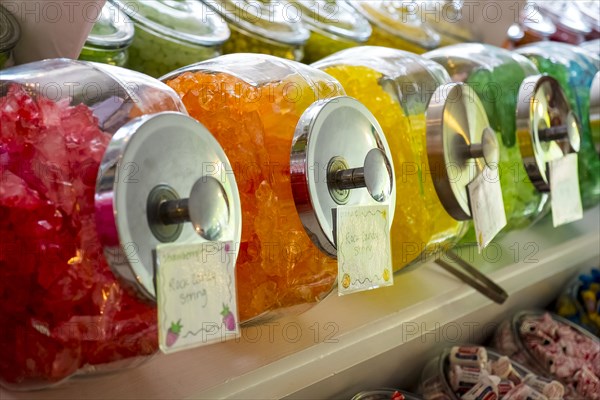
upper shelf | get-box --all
[3,207,599,400]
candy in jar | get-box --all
[200,0,309,61]
[425,44,581,242]
[348,1,440,54]
[0,59,242,390]
[314,47,502,268]
[110,0,230,78]
[516,41,600,207]
[164,54,396,322]
[78,1,133,67]
[297,0,371,63]
[491,311,600,399]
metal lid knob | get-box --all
[516,75,580,192]
[426,83,496,221]
[291,96,396,257]
[95,112,242,300]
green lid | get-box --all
[110,0,230,46]
[0,4,20,53]
[295,0,371,43]
[86,2,134,49]
[203,0,310,45]
[349,0,440,49]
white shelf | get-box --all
[3,207,599,400]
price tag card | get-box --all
[336,205,393,295]
[156,242,239,354]
[468,166,507,252]
[550,153,583,227]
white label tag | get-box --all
[156,242,239,353]
[550,153,583,227]
[336,205,393,295]
[468,166,507,252]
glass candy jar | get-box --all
[0,59,242,390]
[349,1,440,54]
[537,1,592,44]
[110,0,230,78]
[0,3,20,69]
[314,47,505,269]
[202,0,309,61]
[516,41,600,207]
[297,0,371,63]
[78,1,134,67]
[425,44,580,242]
[163,54,396,322]
[418,0,475,46]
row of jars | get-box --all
[1,41,599,390]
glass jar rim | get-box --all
[86,2,134,50]
[0,4,20,52]
[296,1,371,43]
[110,0,231,47]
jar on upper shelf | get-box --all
[425,44,581,243]
[201,0,309,61]
[0,59,242,390]
[417,0,475,46]
[79,1,134,67]
[109,0,230,77]
[348,0,440,54]
[503,8,556,50]
[0,4,20,70]
[516,41,600,207]
[537,1,592,44]
[313,46,500,269]
[294,0,371,63]
[163,54,396,322]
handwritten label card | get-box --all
[336,205,393,295]
[468,167,507,252]
[550,153,583,227]
[156,242,238,354]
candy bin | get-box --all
[555,268,600,337]
[0,3,19,70]
[297,0,372,63]
[425,44,581,242]
[516,42,600,207]
[314,46,504,269]
[109,0,230,78]
[492,311,600,399]
[348,1,440,54]
[419,345,566,400]
[201,0,309,61]
[79,2,134,67]
[163,54,396,322]
[0,59,242,390]
[352,389,423,400]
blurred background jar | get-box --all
[110,0,230,77]
[163,54,396,322]
[79,1,134,67]
[426,44,579,242]
[417,0,475,46]
[0,3,20,69]
[536,1,592,44]
[503,10,556,50]
[314,47,497,270]
[576,1,600,40]
[201,0,309,61]
[348,0,440,54]
[293,0,371,63]
[516,42,600,208]
[0,58,241,390]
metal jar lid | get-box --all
[296,0,372,43]
[290,96,396,257]
[590,72,600,154]
[0,4,20,53]
[516,75,581,193]
[85,2,134,50]
[95,112,242,300]
[426,83,498,221]
[203,0,310,45]
[110,0,230,47]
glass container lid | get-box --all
[522,8,556,37]
[110,0,230,46]
[0,4,20,52]
[86,2,134,49]
[538,1,592,36]
[295,0,372,43]
[203,0,309,45]
[349,0,440,49]
[96,112,242,300]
